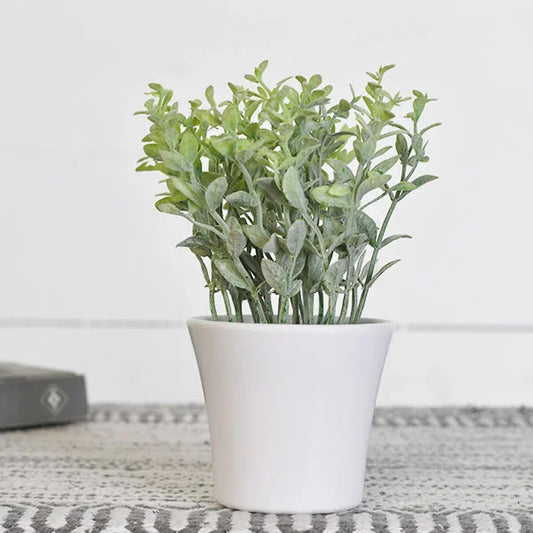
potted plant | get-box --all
[135,62,439,513]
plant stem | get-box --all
[302,292,311,324]
[248,297,259,322]
[326,292,336,324]
[221,288,234,322]
[279,296,290,324]
[262,289,274,323]
[297,293,305,322]
[197,256,217,321]
[349,286,359,323]
[337,289,350,324]
[237,162,264,229]
[209,289,218,321]
[353,198,398,323]
[317,291,324,323]
[291,296,300,324]
[352,153,418,323]
[229,289,243,322]
[250,293,268,323]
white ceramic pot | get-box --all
[187,317,393,514]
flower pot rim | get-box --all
[188,316,394,330]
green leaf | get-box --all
[379,64,395,76]
[278,123,295,142]
[355,211,378,246]
[334,99,351,118]
[412,175,438,187]
[255,59,269,77]
[372,145,392,159]
[389,182,417,192]
[288,279,303,297]
[304,255,325,292]
[345,233,367,257]
[170,177,204,206]
[354,136,377,163]
[227,228,247,258]
[211,136,234,158]
[256,178,287,204]
[148,82,163,92]
[261,259,288,295]
[155,197,181,215]
[380,234,411,248]
[412,93,431,120]
[282,166,307,210]
[322,217,343,247]
[194,109,218,126]
[221,105,238,132]
[367,259,401,287]
[412,134,424,156]
[214,259,249,290]
[205,177,227,210]
[286,219,306,256]
[242,225,270,248]
[395,134,408,156]
[420,122,442,135]
[324,259,347,294]
[225,191,254,207]
[263,234,280,254]
[161,150,191,172]
[327,159,355,182]
[309,74,322,89]
[176,235,212,256]
[356,173,391,203]
[136,162,158,172]
[311,186,350,208]
[180,131,198,163]
[372,155,399,174]
[205,85,215,107]
[321,139,344,159]
[164,128,179,149]
[328,183,351,197]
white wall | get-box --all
[1,0,532,404]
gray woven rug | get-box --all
[0,405,532,532]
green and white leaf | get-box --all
[380,234,412,248]
[242,225,269,248]
[311,186,351,208]
[263,234,280,254]
[286,219,307,256]
[214,259,250,290]
[354,211,378,246]
[356,173,391,203]
[205,177,228,211]
[367,259,401,287]
[226,228,247,258]
[261,259,288,295]
[412,175,439,187]
[324,259,347,294]
[282,166,307,210]
[226,191,254,207]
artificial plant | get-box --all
[135,62,439,324]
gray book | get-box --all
[0,362,88,430]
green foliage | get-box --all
[135,62,440,324]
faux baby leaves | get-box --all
[136,62,440,324]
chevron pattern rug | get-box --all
[0,405,532,532]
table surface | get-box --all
[0,405,532,532]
